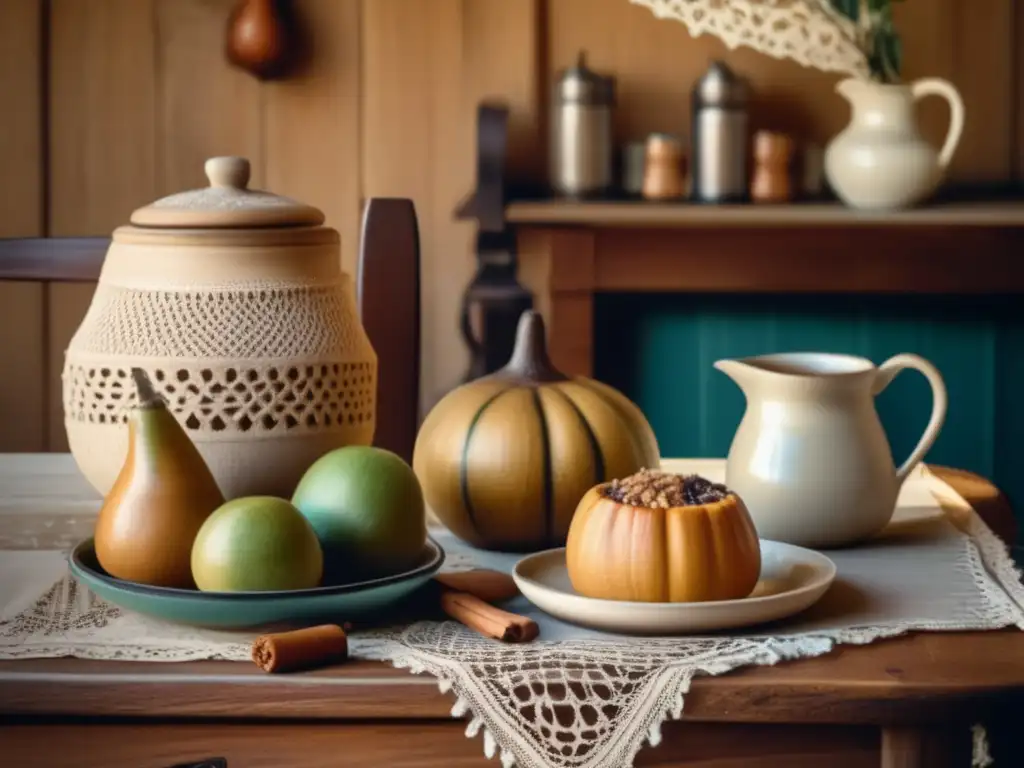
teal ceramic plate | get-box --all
[69,537,445,629]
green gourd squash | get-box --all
[413,311,660,551]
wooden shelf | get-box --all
[505,200,1024,228]
[512,206,1024,378]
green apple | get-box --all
[291,446,427,583]
[191,497,323,592]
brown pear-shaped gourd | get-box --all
[93,369,225,588]
[225,0,294,80]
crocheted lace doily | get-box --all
[3,471,1022,768]
[630,0,870,78]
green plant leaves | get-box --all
[875,27,903,83]
[828,0,903,82]
[830,0,860,22]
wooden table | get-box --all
[2,456,1022,767]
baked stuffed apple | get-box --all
[565,469,761,603]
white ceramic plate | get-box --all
[512,541,837,635]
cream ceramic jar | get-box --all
[63,157,377,500]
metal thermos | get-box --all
[691,61,750,203]
[551,51,615,197]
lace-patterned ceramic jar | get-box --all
[63,156,377,500]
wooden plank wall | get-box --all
[0,0,1021,452]
[0,0,45,452]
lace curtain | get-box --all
[630,0,870,77]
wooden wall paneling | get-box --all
[550,0,693,148]
[444,0,543,405]
[361,0,543,416]
[888,0,956,175]
[0,284,46,452]
[46,284,97,451]
[893,0,1016,183]
[462,0,545,186]
[362,0,466,417]
[0,0,43,238]
[49,1,158,452]
[0,0,46,451]
[946,0,1015,182]
[264,0,362,275]
[155,0,265,195]
[49,0,158,235]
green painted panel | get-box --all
[594,293,1024,543]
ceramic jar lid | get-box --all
[129,157,325,228]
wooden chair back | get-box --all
[357,199,421,463]
[0,198,421,464]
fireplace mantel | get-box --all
[507,200,1024,228]
[511,200,1024,378]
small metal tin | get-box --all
[690,61,751,203]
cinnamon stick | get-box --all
[440,590,538,643]
[251,624,348,673]
[434,569,520,603]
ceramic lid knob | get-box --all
[128,156,325,228]
[205,156,251,190]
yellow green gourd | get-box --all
[413,311,660,551]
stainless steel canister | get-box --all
[691,61,750,203]
[550,51,615,197]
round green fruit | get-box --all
[291,446,427,583]
[190,497,323,592]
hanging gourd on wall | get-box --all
[413,311,661,552]
[225,0,297,80]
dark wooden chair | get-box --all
[0,198,421,464]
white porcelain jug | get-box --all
[715,353,947,548]
[825,77,965,210]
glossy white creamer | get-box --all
[716,353,947,548]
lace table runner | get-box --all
[2,458,1023,768]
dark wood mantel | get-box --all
[507,200,1024,228]
[511,200,1024,378]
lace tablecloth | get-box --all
[2,457,1023,768]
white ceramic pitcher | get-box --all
[825,77,965,210]
[715,353,947,548]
